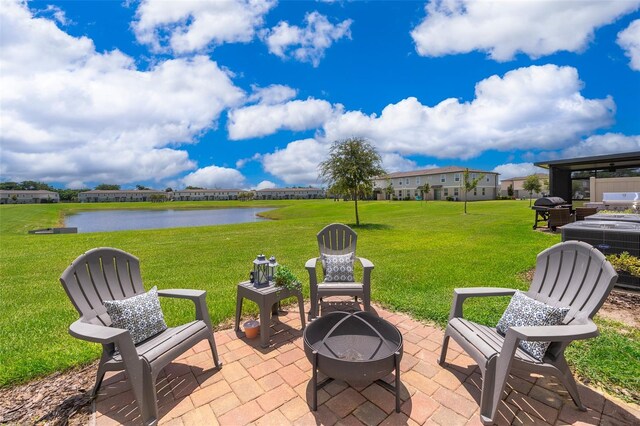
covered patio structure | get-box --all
[535,152,640,202]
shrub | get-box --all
[606,252,640,277]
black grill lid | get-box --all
[534,197,567,207]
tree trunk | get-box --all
[354,190,360,226]
[464,191,468,214]
[529,192,533,207]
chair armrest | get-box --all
[509,321,599,342]
[158,288,206,300]
[305,258,318,270]
[69,318,128,344]
[356,257,374,269]
[448,287,517,320]
[158,288,212,329]
[356,257,374,287]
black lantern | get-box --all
[268,256,278,281]
[253,254,270,287]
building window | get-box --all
[473,188,477,196]
[405,178,409,185]
[472,173,477,179]
[398,180,402,185]
[416,177,421,185]
[454,188,459,197]
[444,188,449,196]
[440,174,446,183]
[486,176,490,182]
[398,190,402,198]
[482,188,486,196]
[454,173,461,182]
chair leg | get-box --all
[362,293,370,312]
[438,331,450,365]
[208,335,222,369]
[91,352,110,398]
[479,358,497,425]
[141,367,159,426]
[555,357,586,411]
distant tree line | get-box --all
[0,181,165,202]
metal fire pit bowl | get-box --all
[303,311,403,412]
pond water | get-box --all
[65,208,272,233]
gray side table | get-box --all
[234,281,306,348]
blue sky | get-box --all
[1,0,639,190]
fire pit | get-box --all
[303,311,403,412]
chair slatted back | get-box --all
[528,241,617,323]
[60,248,145,323]
[317,223,357,256]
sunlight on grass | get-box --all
[0,199,637,403]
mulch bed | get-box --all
[0,362,96,425]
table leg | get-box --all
[259,304,270,348]
[234,292,243,331]
[297,292,306,329]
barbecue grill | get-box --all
[532,197,572,229]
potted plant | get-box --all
[273,265,302,293]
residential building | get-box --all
[0,190,60,204]
[374,166,499,201]
[78,190,167,203]
[499,173,549,199]
[254,187,325,200]
[173,189,243,201]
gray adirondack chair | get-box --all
[306,223,373,318]
[439,241,617,425]
[60,248,221,426]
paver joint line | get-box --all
[88,300,640,426]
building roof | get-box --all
[501,173,549,181]
[81,190,165,194]
[534,151,640,172]
[174,189,244,192]
[255,187,324,192]
[0,190,58,194]
[380,166,498,179]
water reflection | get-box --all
[65,208,272,233]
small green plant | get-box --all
[606,252,640,277]
[274,265,302,292]
[600,209,637,214]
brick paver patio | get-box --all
[93,300,640,425]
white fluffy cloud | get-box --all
[247,84,297,104]
[381,153,418,173]
[181,165,246,188]
[492,163,546,180]
[228,98,338,139]
[263,11,352,66]
[0,0,244,185]
[261,138,328,184]
[618,19,640,71]
[133,0,276,53]
[255,180,277,190]
[411,0,640,61]
[322,65,615,159]
[557,133,640,158]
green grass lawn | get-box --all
[0,200,637,403]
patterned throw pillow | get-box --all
[104,286,168,344]
[322,253,355,282]
[496,291,570,362]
